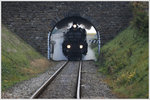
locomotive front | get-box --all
[62,23,88,60]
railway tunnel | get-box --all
[49,16,99,60]
[2,2,133,57]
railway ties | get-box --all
[30,61,82,99]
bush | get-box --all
[131,2,148,38]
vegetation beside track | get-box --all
[95,2,148,98]
[95,26,148,98]
[2,25,55,91]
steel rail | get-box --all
[76,61,82,99]
[30,61,68,99]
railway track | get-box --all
[30,61,82,99]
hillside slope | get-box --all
[95,26,148,98]
[1,25,55,91]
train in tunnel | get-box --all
[62,23,88,60]
[48,16,101,61]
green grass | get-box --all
[2,25,55,91]
[95,26,148,98]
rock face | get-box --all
[2,2,132,57]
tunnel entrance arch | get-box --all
[48,16,101,60]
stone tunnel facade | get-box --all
[2,2,133,57]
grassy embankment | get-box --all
[2,25,55,91]
[95,2,148,98]
[95,25,148,98]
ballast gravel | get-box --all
[1,61,66,99]
[81,61,116,98]
[39,61,79,98]
[2,61,117,99]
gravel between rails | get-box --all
[81,61,116,99]
[1,61,66,99]
[38,61,79,99]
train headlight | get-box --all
[79,45,83,49]
[67,45,71,49]
[73,24,77,28]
